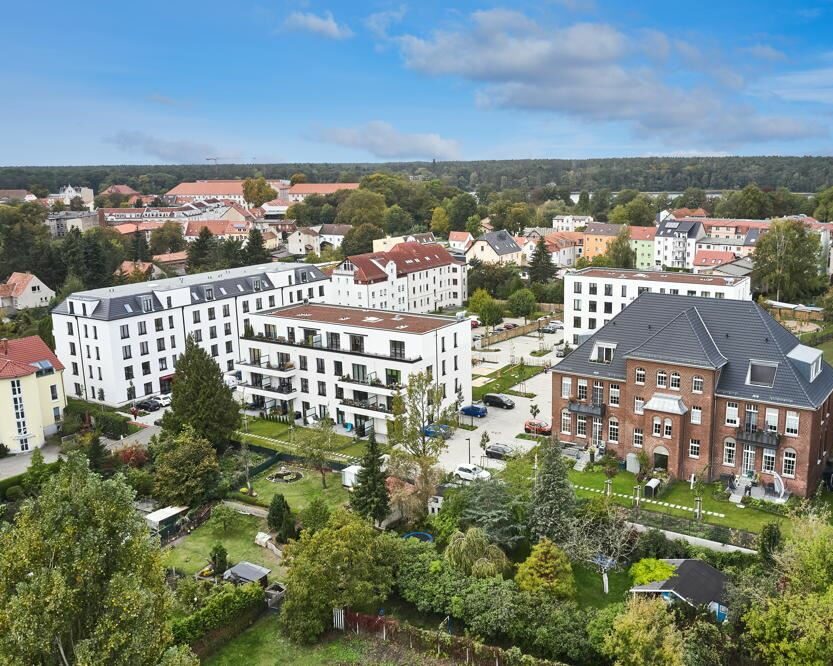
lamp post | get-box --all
[466,438,471,465]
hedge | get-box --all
[171,582,264,645]
[0,461,61,500]
[93,411,130,439]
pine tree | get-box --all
[528,237,556,283]
[529,440,576,543]
[267,493,296,542]
[350,431,390,524]
[132,230,150,262]
[81,234,108,288]
[186,227,215,273]
[160,336,240,446]
[244,228,270,265]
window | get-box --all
[140,341,149,355]
[656,370,667,388]
[316,358,325,374]
[608,418,619,443]
[223,304,230,317]
[67,321,74,335]
[561,410,571,434]
[635,367,646,384]
[122,345,132,360]
[762,448,776,473]
[156,338,165,352]
[69,342,76,356]
[159,358,167,371]
[299,356,308,371]
[689,439,700,458]
[120,324,129,339]
[653,416,662,436]
[192,311,200,324]
[141,361,151,376]
[663,418,672,438]
[723,439,736,466]
[592,343,616,364]
[609,384,620,406]
[208,307,216,321]
[691,406,702,425]
[390,340,405,359]
[589,283,597,295]
[144,382,152,395]
[726,401,739,426]
[670,372,681,390]
[210,344,218,357]
[209,326,217,340]
[633,428,644,448]
[634,396,644,414]
[577,415,587,437]
[300,378,309,393]
[317,381,326,397]
[747,361,777,388]
[589,300,597,313]
[138,321,147,335]
[141,297,152,313]
[124,366,134,380]
[588,318,596,330]
[786,411,799,436]
[205,287,214,301]
[592,381,604,404]
[50,384,58,400]
[574,281,582,294]
[782,449,797,478]
[154,318,163,332]
[168,315,174,328]
[692,376,704,393]
[766,408,778,432]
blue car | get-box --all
[423,424,452,439]
[460,403,488,418]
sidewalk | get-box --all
[223,499,268,518]
[0,444,62,480]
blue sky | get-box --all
[3,0,833,165]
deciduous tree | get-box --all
[334,190,386,228]
[153,426,222,506]
[606,224,637,268]
[149,221,186,255]
[299,496,330,536]
[753,218,826,302]
[341,223,385,256]
[507,288,537,323]
[430,206,450,235]
[296,417,341,488]
[445,527,509,577]
[242,176,277,207]
[603,596,684,666]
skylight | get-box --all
[747,361,777,388]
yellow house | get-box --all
[582,222,622,260]
[0,336,66,452]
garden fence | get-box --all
[628,507,758,549]
[480,315,561,347]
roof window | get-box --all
[747,361,777,387]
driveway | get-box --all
[0,444,62,480]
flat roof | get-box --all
[570,268,746,287]
[265,303,459,334]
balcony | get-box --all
[236,358,296,377]
[242,333,422,363]
[337,375,403,395]
[736,425,781,448]
[567,399,606,417]
[240,380,297,398]
[339,397,395,419]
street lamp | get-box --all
[466,437,471,465]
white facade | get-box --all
[51,263,329,406]
[0,273,55,313]
[47,185,94,210]
[552,215,593,232]
[237,304,472,440]
[564,268,752,345]
[654,220,705,270]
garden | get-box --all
[238,418,367,460]
[472,362,546,401]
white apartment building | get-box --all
[237,303,472,440]
[51,263,329,406]
[47,185,94,210]
[330,242,467,313]
[552,215,593,232]
[654,219,705,270]
[564,268,752,345]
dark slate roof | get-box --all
[744,228,763,246]
[557,292,833,409]
[662,560,726,606]
[656,219,702,238]
[51,263,327,322]
[223,561,271,583]
[477,230,521,255]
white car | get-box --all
[155,394,172,407]
[454,464,491,482]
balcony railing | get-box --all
[237,359,295,372]
[339,398,394,415]
[243,333,422,363]
[736,425,781,448]
[567,399,606,417]
[240,381,296,396]
[339,375,404,391]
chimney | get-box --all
[1,338,7,355]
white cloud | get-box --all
[742,44,787,61]
[365,5,407,39]
[551,0,596,10]
[393,9,824,147]
[756,66,833,104]
[105,131,227,163]
[316,121,460,160]
[283,11,353,40]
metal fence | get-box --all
[628,507,758,549]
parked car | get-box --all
[524,419,552,435]
[454,464,491,482]
[503,322,518,330]
[470,319,481,328]
[555,347,567,358]
[484,443,514,460]
[136,399,162,412]
[460,403,488,418]
[424,424,452,439]
[494,326,505,333]
[541,323,563,334]
[483,393,515,409]
[473,334,482,341]
[155,394,172,407]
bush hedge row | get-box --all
[171,582,264,645]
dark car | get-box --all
[136,399,162,412]
[483,393,515,409]
[485,443,514,460]
[460,403,488,418]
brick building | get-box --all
[551,293,833,498]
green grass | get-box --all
[472,363,546,401]
[240,419,367,459]
[567,468,785,534]
[817,338,833,363]
[247,467,350,513]
[204,614,372,666]
[530,349,551,357]
[164,514,280,576]
[516,433,549,443]
[572,564,630,609]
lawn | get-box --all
[164,514,280,576]
[567,467,785,534]
[247,466,350,513]
[472,363,546,401]
[240,419,367,459]
[816,338,833,364]
[572,563,630,610]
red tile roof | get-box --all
[628,226,657,241]
[166,180,247,197]
[115,260,154,276]
[103,184,140,196]
[113,222,165,235]
[448,231,472,242]
[288,183,360,195]
[342,242,458,284]
[693,250,736,267]
[0,272,35,298]
[0,336,64,379]
[152,251,188,263]
[184,220,250,237]
[672,207,708,218]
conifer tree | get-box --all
[529,439,576,544]
[350,431,390,524]
[528,237,556,283]
[244,227,270,265]
[186,227,215,273]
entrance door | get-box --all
[742,444,756,476]
[591,418,603,448]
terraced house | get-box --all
[552,293,833,498]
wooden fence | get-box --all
[479,315,560,347]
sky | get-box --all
[2,0,833,165]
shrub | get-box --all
[299,496,330,535]
[0,443,9,459]
[210,543,228,574]
[630,558,676,585]
[171,582,263,644]
[93,411,130,439]
[116,444,148,468]
[125,468,154,497]
[4,486,24,502]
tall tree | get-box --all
[267,493,296,542]
[334,190,386,228]
[0,453,177,664]
[149,221,186,255]
[152,426,222,506]
[528,237,556,283]
[507,288,537,323]
[383,204,413,236]
[244,227,270,265]
[753,218,825,302]
[430,206,450,235]
[529,440,576,543]
[296,417,341,488]
[161,335,240,445]
[289,172,307,185]
[447,193,478,231]
[813,185,833,222]
[603,596,684,666]
[242,177,277,207]
[81,233,109,288]
[606,224,637,268]
[186,227,215,273]
[460,479,525,550]
[479,299,504,331]
[445,527,509,578]
[349,431,390,524]
[132,230,150,262]
[341,223,385,256]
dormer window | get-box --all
[141,297,153,313]
[205,287,214,301]
[253,279,261,292]
[747,361,777,388]
[591,342,616,364]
